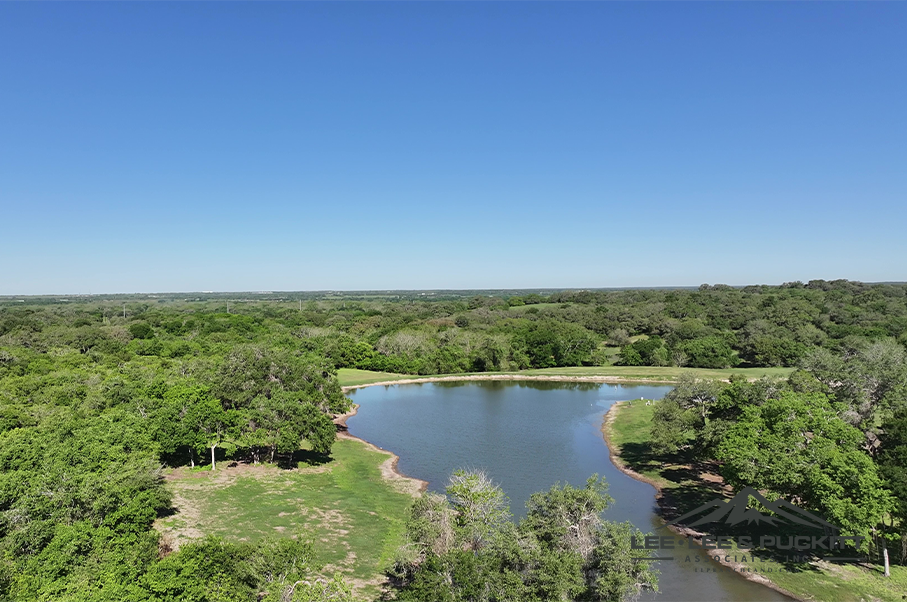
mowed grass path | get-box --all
[605,401,907,602]
[156,438,415,598]
[338,366,794,388]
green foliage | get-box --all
[678,336,739,369]
[391,471,658,601]
[878,405,907,563]
[0,303,354,600]
[2,281,907,595]
[141,536,350,602]
[619,335,669,367]
[608,399,907,599]
[801,339,907,433]
[649,374,723,454]
[716,392,893,541]
[512,320,597,369]
[128,322,155,340]
[445,469,512,551]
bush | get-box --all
[128,323,154,339]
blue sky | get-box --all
[1,2,905,294]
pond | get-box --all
[346,380,791,601]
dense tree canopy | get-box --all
[0,302,352,600]
[649,343,907,564]
[389,471,658,602]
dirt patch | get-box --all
[165,461,278,484]
[154,488,205,550]
[815,559,856,580]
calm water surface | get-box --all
[347,381,791,602]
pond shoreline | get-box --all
[341,373,675,393]
[601,401,803,602]
[334,403,428,496]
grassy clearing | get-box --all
[604,401,907,602]
[337,368,422,387]
[338,366,794,388]
[156,438,416,599]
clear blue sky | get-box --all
[1,2,905,294]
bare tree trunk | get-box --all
[883,544,890,577]
[211,445,216,471]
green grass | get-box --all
[605,402,907,602]
[337,368,423,387]
[604,402,673,485]
[338,366,794,388]
[157,438,416,599]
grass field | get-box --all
[604,401,907,602]
[155,438,416,599]
[338,366,795,388]
[336,368,424,387]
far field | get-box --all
[604,401,907,602]
[337,366,795,388]
[155,438,417,599]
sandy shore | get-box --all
[601,401,803,601]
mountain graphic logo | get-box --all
[663,488,838,531]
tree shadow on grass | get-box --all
[283,448,332,469]
[659,482,729,522]
[617,442,736,521]
[616,441,662,473]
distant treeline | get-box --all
[4,279,904,376]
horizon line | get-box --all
[2,279,906,299]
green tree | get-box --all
[716,392,893,542]
[679,336,738,369]
[446,469,512,552]
[878,405,907,564]
[128,322,155,340]
[214,346,348,414]
[650,375,723,454]
[391,471,658,601]
[187,396,238,470]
